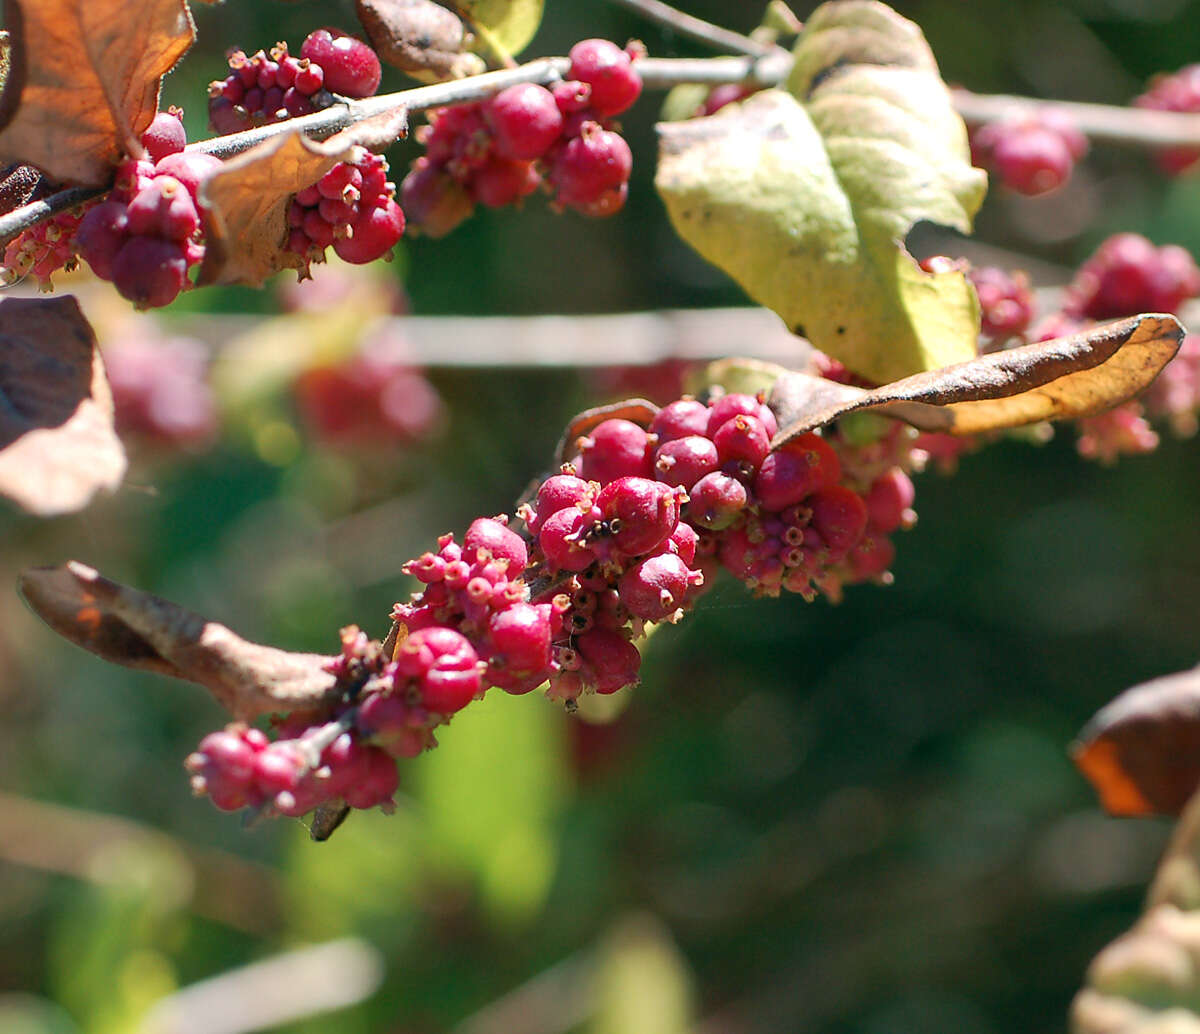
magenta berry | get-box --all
[464,517,528,572]
[75,201,130,280]
[551,124,633,208]
[141,110,187,163]
[753,434,841,512]
[688,471,748,531]
[485,603,554,688]
[619,553,694,622]
[111,237,189,309]
[300,28,382,98]
[576,627,641,693]
[809,485,869,558]
[332,198,406,264]
[393,626,482,715]
[567,39,642,118]
[531,474,594,532]
[705,393,778,440]
[596,477,679,557]
[864,469,915,534]
[653,435,720,490]
[472,156,540,208]
[484,83,565,160]
[650,399,710,442]
[576,418,654,484]
[539,506,599,573]
[712,414,771,470]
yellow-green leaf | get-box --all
[453,0,544,60]
[656,0,987,384]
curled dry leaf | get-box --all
[0,0,195,187]
[1072,663,1200,819]
[356,0,485,80]
[18,562,340,720]
[1070,792,1200,1033]
[0,296,126,516]
[197,108,409,288]
[768,314,1184,449]
[657,1,987,385]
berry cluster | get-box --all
[186,384,923,822]
[0,200,90,290]
[969,109,1087,196]
[1063,232,1200,320]
[293,321,443,445]
[968,265,1035,342]
[73,112,219,308]
[285,149,406,267]
[209,30,382,135]
[1133,65,1200,175]
[402,39,641,236]
[103,322,218,447]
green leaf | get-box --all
[656,0,987,384]
[454,0,544,60]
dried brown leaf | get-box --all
[0,296,126,515]
[1072,665,1200,819]
[18,562,340,720]
[769,314,1184,448]
[197,108,409,287]
[554,398,660,466]
[356,0,484,80]
[0,0,195,187]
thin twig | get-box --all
[606,0,776,57]
[7,50,1200,246]
[951,88,1200,148]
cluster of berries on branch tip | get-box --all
[402,39,642,236]
[187,375,921,823]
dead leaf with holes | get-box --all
[18,562,340,720]
[0,0,195,186]
[767,314,1183,448]
[1072,663,1200,818]
[0,296,126,515]
[356,0,485,80]
[198,107,408,287]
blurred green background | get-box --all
[4,1,1200,1031]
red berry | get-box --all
[464,517,528,571]
[300,28,381,98]
[575,627,641,693]
[753,434,841,511]
[471,156,540,208]
[619,553,693,622]
[551,123,632,207]
[141,110,187,163]
[76,200,130,280]
[688,471,748,530]
[392,626,482,715]
[567,39,642,118]
[333,198,405,264]
[653,435,719,490]
[596,477,680,556]
[111,237,189,309]
[484,83,565,161]
[401,159,474,238]
[705,393,778,439]
[576,418,654,484]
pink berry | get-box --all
[567,39,642,118]
[576,627,641,694]
[333,198,406,264]
[989,123,1074,196]
[471,156,540,208]
[392,626,482,715]
[619,553,693,622]
[650,399,710,442]
[154,152,223,197]
[111,237,189,309]
[539,506,598,572]
[712,414,771,470]
[705,393,778,439]
[551,123,632,207]
[688,471,748,531]
[401,159,474,238]
[809,485,869,558]
[576,418,654,484]
[864,469,915,533]
[76,200,130,280]
[464,516,528,571]
[484,83,565,160]
[141,111,187,163]
[300,28,382,98]
[653,435,720,490]
[485,603,553,687]
[596,476,679,556]
[753,434,841,511]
